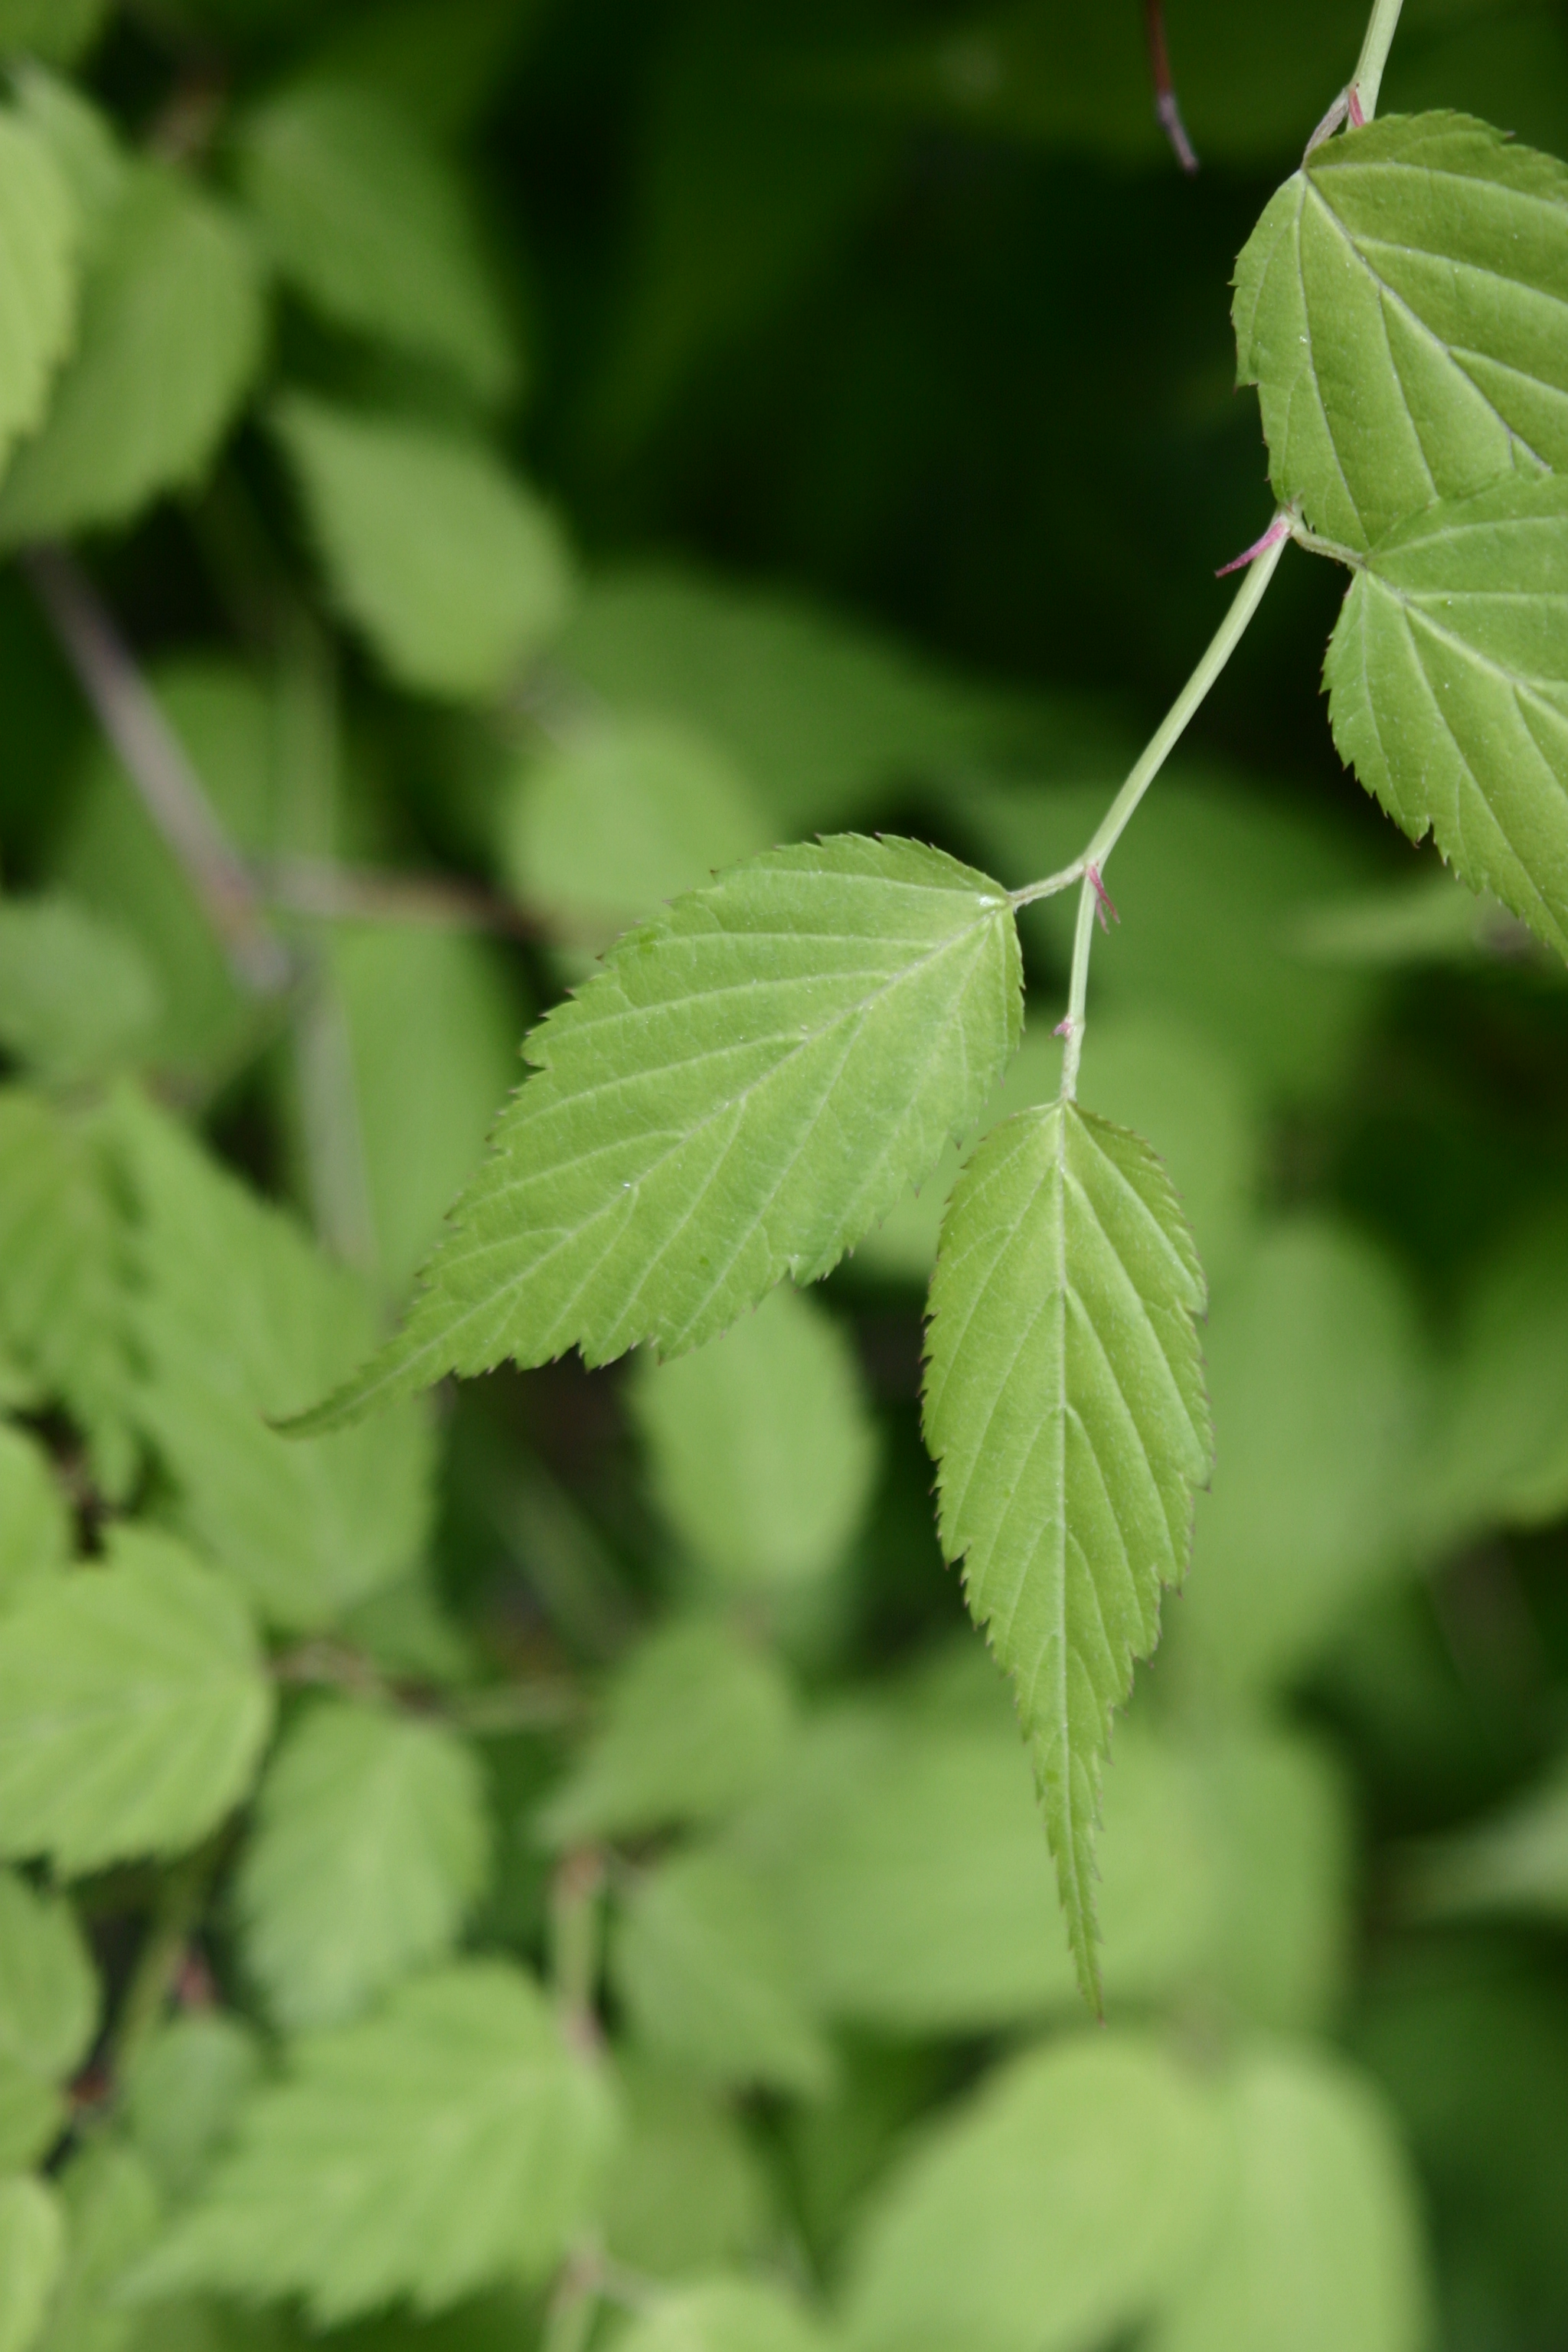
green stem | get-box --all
[1049,518,1292,1102]
[1351,0,1405,119]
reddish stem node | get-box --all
[1086,864,1120,933]
[1216,512,1293,578]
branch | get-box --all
[1145,0,1198,175]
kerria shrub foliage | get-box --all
[4,0,1568,2347]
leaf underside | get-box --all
[296,834,1021,1432]
[1325,474,1568,956]
[1234,113,1568,551]
[922,1102,1212,2008]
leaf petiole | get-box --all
[1351,0,1406,122]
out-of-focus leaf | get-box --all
[10,69,123,231]
[972,770,1378,1104]
[841,2034,1220,2352]
[122,2017,263,2207]
[924,1101,1211,2005]
[609,2281,826,2352]
[600,2057,771,2282]
[0,1423,69,1606]
[0,2,109,67]
[1408,1751,1568,1922]
[0,1869,97,2081]
[272,396,573,702]
[1236,116,1568,552]
[129,1962,615,2325]
[1424,1207,1568,1540]
[0,164,264,544]
[235,83,514,404]
[0,1525,273,1876]
[0,897,161,1083]
[116,1089,435,1631]
[304,0,548,139]
[295,837,1021,1430]
[0,113,77,479]
[0,2174,64,2352]
[1194,1726,1351,2036]
[0,2066,64,2173]
[1169,1218,1423,1703]
[501,715,774,948]
[611,1849,832,2099]
[1148,2047,1429,2352]
[236,1697,490,2030]
[1295,871,1537,969]
[38,2138,162,2352]
[632,1285,877,1591]
[538,1618,795,1849]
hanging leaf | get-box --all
[271,395,574,702]
[128,1961,616,2325]
[923,1102,1212,2008]
[295,835,1021,1431]
[0,2176,64,2352]
[234,81,515,403]
[235,1697,491,2030]
[1325,473,1568,958]
[0,1526,273,1875]
[0,162,264,544]
[1235,113,1568,552]
[0,113,77,479]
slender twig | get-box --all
[24,544,291,995]
[262,856,543,938]
[1145,0,1198,174]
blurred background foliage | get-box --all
[5,2,1568,2350]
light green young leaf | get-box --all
[237,1697,490,2030]
[841,2034,1220,2352]
[122,2017,263,2207]
[923,1102,1212,2006]
[0,113,77,479]
[0,1089,136,1499]
[537,1617,795,1849]
[601,2057,772,2282]
[1148,2047,1429,2352]
[235,82,514,403]
[0,2175,64,2352]
[0,1526,273,1876]
[611,1849,832,2099]
[1235,113,1568,552]
[129,1962,615,2325]
[633,1285,878,1591]
[1325,474,1568,958]
[0,1425,70,1607]
[297,835,1021,1429]
[0,164,263,545]
[0,898,161,1085]
[116,1090,434,1630]
[501,714,775,949]
[0,2,109,68]
[0,1870,97,2082]
[610,2282,825,2352]
[272,395,573,702]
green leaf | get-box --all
[841,2034,1221,2352]
[0,2175,64,2352]
[116,1090,435,1631]
[1192,1726,1351,2037]
[632,1285,878,1591]
[1168,1218,1423,1704]
[1234,113,1568,552]
[1148,2048,1429,2352]
[122,2016,262,2207]
[0,1525,273,1875]
[305,0,544,141]
[537,1617,795,1848]
[0,2073,62,2176]
[609,2282,826,2352]
[922,1101,1212,2006]
[0,1,110,68]
[0,113,77,479]
[271,395,573,702]
[600,2057,772,2282]
[611,1848,832,2099]
[38,2138,162,2352]
[296,835,1021,1429]
[1426,1205,1568,1538]
[234,82,514,403]
[0,163,263,544]
[0,1870,97,2082]
[501,714,776,949]
[1324,474,1568,958]
[0,1089,136,1499]
[0,897,162,1085]
[129,1961,615,2325]
[1407,1749,1568,1923]
[0,1425,70,1607]
[236,1697,490,2030]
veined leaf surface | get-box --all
[1235,113,1568,550]
[923,1102,1212,2007]
[299,835,1021,1430]
[1325,475,1568,956]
